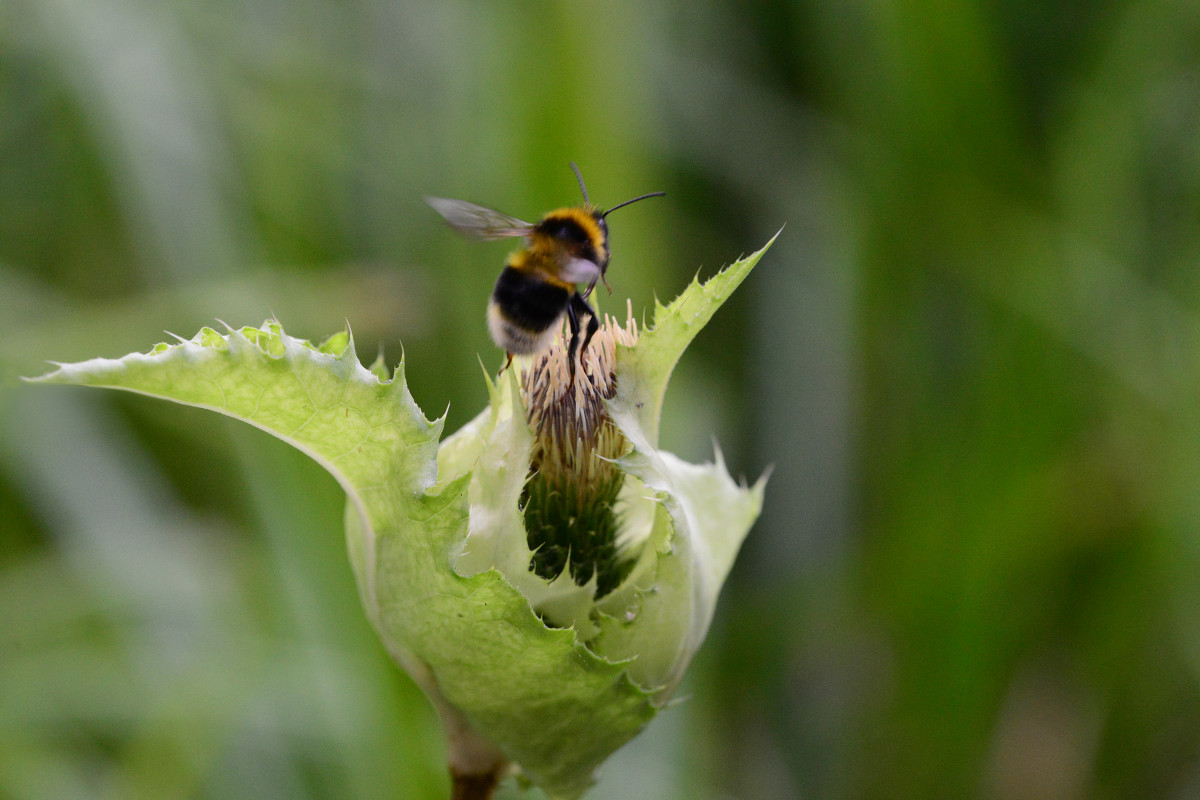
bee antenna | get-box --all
[602,191,666,218]
[569,161,590,205]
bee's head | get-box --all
[527,164,665,286]
[534,208,609,273]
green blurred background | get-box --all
[4,1,1200,798]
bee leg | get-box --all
[498,352,513,375]
[581,279,598,301]
[565,299,582,381]
[567,293,600,379]
[601,272,612,295]
[581,304,600,354]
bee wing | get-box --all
[425,197,533,240]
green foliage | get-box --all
[5,1,1200,799]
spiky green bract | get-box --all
[616,233,777,447]
[30,234,775,798]
[580,237,776,698]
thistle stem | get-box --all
[450,770,501,800]
[435,692,508,800]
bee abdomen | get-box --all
[488,266,570,354]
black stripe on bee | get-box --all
[491,266,571,331]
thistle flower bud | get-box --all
[521,316,638,596]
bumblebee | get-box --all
[427,164,663,376]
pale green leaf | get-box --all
[32,320,655,799]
